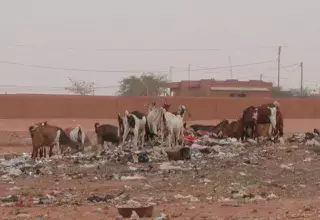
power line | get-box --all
[202,63,300,74]
[3,44,287,52]
[0,59,278,74]
[189,60,276,71]
[0,60,169,73]
[0,84,119,90]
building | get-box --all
[166,79,273,97]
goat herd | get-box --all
[27,100,284,160]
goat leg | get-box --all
[49,145,54,157]
[133,128,139,150]
[167,133,172,148]
[39,148,43,158]
[141,128,146,149]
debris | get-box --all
[166,147,191,161]
[1,195,18,203]
[280,164,294,170]
[87,195,114,203]
[306,139,320,146]
[121,174,146,180]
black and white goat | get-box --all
[117,110,147,149]
[162,105,188,148]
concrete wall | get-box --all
[0,94,319,119]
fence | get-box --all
[0,94,319,119]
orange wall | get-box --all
[0,94,319,119]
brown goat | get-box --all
[29,124,80,159]
[30,121,49,157]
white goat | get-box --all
[118,110,147,149]
[65,125,86,152]
[145,102,165,143]
[162,105,187,148]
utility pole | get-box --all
[169,66,173,82]
[228,56,233,79]
[188,64,191,84]
[187,64,191,96]
[300,62,304,97]
[277,46,282,88]
[260,74,263,80]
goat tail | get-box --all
[94,122,100,133]
[77,126,85,145]
[162,111,167,127]
[127,114,135,129]
[28,126,35,137]
[58,128,69,142]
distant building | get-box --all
[310,89,320,96]
[166,79,273,97]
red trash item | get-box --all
[184,135,197,141]
[16,201,23,207]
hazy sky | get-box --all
[0,0,319,95]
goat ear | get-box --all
[125,110,129,116]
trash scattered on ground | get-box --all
[0,129,320,218]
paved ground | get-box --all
[0,118,319,219]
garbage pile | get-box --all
[0,129,319,182]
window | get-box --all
[238,93,247,97]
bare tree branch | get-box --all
[65,77,96,95]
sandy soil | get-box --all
[0,118,319,219]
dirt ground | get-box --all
[0,118,320,219]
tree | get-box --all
[270,87,293,97]
[64,77,95,95]
[290,87,310,97]
[270,86,311,98]
[117,73,169,96]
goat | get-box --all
[189,120,229,136]
[28,124,80,159]
[221,120,241,138]
[30,121,49,157]
[145,102,165,143]
[162,105,188,148]
[94,122,120,146]
[64,125,90,153]
[117,110,147,149]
